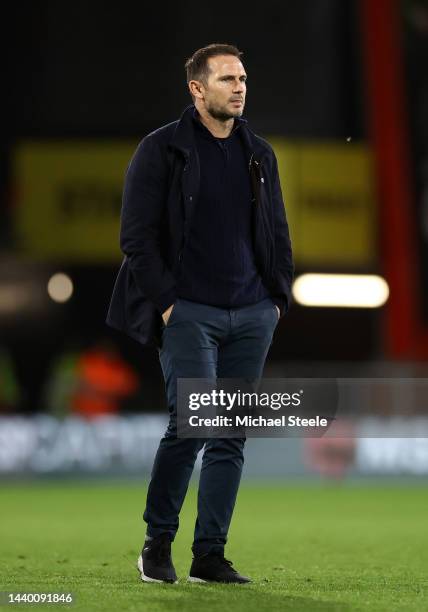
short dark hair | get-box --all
[184,43,244,90]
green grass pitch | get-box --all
[1,481,427,611]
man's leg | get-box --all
[192,297,278,556]
[143,299,229,541]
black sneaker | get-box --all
[137,534,178,584]
[188,551,251,584]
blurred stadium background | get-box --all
[2,0,428,482]
[3,3,428,610]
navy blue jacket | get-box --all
[106,104,294,347]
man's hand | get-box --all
[162,303,175,325]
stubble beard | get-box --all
[206,100,244,122]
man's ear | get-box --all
[189,80,204,100]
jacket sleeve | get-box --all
[270,151,294,316]
[119,135,177,315]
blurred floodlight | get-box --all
[47,273,73,303]
[293,273,389,308]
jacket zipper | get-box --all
[249,153,264,205]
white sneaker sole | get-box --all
[187,576,208,583]
[137,554,178,584]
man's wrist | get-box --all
[162,303,175,321]
[271,297,286,319]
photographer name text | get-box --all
[188,415,328,428]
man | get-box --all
[106,43,293,584]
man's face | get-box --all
[197,55,247,120]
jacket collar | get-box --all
[169,104,270,161]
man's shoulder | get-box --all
[129,120,180,167]
[140,119,180,147]
[246,128,275,158]
[144,119,179,143]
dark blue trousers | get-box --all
[143,297,278,556]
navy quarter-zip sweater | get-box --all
[175,108,273,310]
